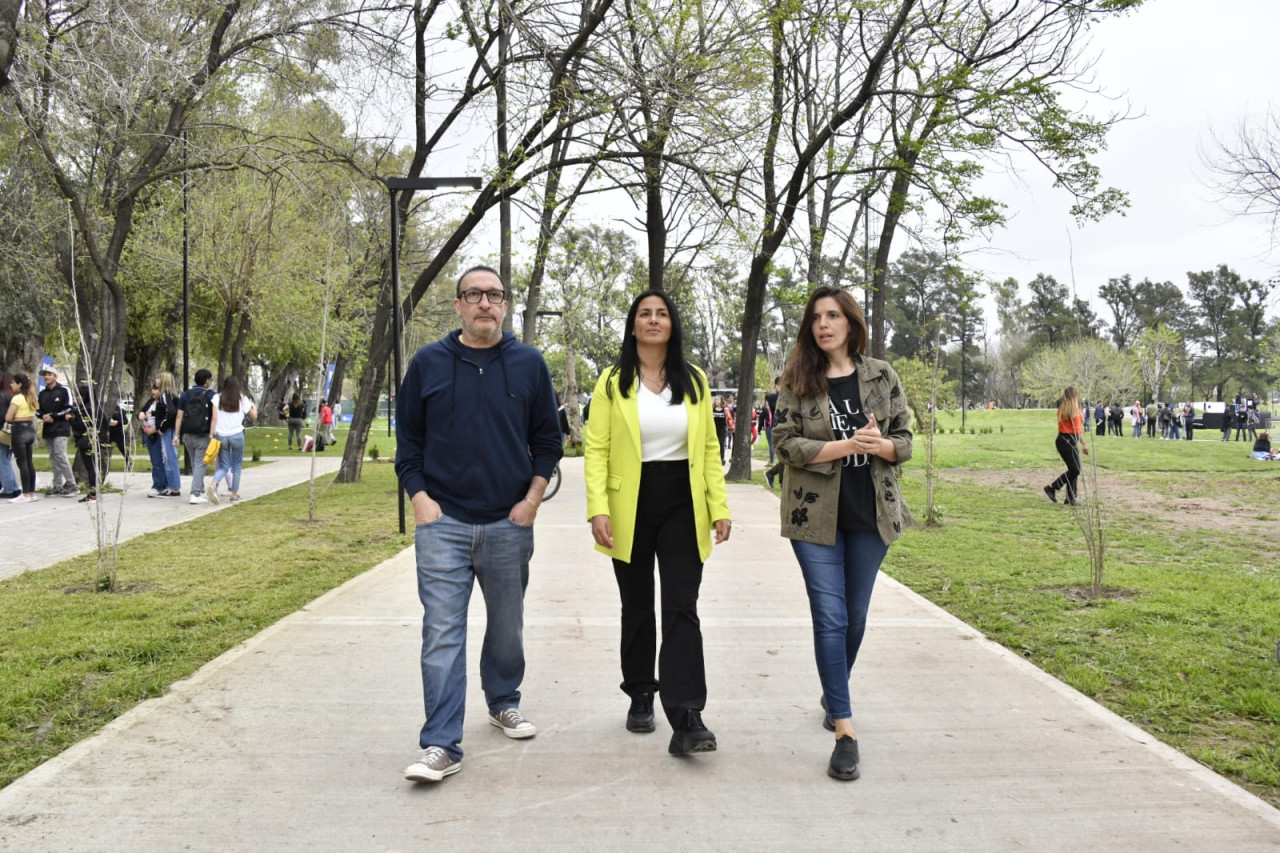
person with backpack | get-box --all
[173,369,215,504]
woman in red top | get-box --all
[1044,385,1089,506]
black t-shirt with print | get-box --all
[827,373,877,532]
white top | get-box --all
[637,385,688,462]
[211,394,255,438]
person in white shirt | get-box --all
[208,375,258,504]
[583,290,732,756]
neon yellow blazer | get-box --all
[583,366,731,564]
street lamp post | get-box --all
[384,176,481,533]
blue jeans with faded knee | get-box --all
[791,529,889,721]
[415,513,534,760]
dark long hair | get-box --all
[608,289,703,405]
[219,376,243,412]
[11,372,37,409]
[780,286,868,398]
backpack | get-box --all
[182,388,212,435]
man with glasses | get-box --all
[396,264,563,783]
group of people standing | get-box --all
[280,394,337,451]
[1,366,257,506]
[1,368,127,504]
[395,268,913,786]
[1092,400,1196,441]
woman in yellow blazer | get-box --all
[584,290,731,756]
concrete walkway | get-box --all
[1,458,1279,850]
[0,451,344,580]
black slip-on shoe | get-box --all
[819,695,835,731]
[626,692,656,733]
[828,735,860,781]
[668,710,716,754]
[1043,485,1058,503]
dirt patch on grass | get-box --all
[1046,585,1140,602]
[944,467,1280,544]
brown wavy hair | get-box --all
[780,286,868,398]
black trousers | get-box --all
[612,460,706,728]
[1049,433,1082,502]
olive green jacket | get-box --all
[774,355,915,547]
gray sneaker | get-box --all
[404,746,461,782]
[489,707,537,739]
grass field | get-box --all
[0,464,407,788]
[886,408,1280,805]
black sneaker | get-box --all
[79,493,97,503]
[828,735,860,781]
[0,491,20,500]
[1042,485,1057,504]
[668,710,716,755]
[626,692,656,734]
[765,468,775,489]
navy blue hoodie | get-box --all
[395,330,563,524]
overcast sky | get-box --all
[960,0,1280,320]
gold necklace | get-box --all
[640,368,665,393]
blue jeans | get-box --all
[791,529,889,721]
[213,432,245,492]
[145,433,167,491]
[161,428,181,491]
[415,513,534,760]
[0,444,18,493]
[765,425,775,464]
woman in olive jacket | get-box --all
[773,285,914,782]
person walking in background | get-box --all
[0,372,21,499]
[1094,402,1105,437]
[139,382,172,497]
[5,372,41,502]
[1234,403,1249,442]
[36,367,78,496]
[152,372,182,497]
[1168,404,1182,440]
[765,378,780,464]
[174,369,215,503]
[711,395,728,464]
[284,393,306,451]
[208,375,257,504]
[1182,403,1194,441]
[773,286,914,782]
[1044,386,1089,507]
[1145,400,1158,438]
[1129,400,1144,438]
[319,398,335,445]
[396,265,562,784]
[69,384,101,503]
[584,290,732,758]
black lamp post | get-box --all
[384,176,482,533]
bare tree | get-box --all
[1206,108,1280,243]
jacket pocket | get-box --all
[607,474,622,491]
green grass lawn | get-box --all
[0,463,408,788]
[886,407,1280,805]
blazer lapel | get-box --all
[617,376,643,458]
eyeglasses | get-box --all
[459,289,507,304]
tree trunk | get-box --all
[335,342,388,484]
[644,145,666,291]
[2,332,43,373]
[329,352,348,406]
